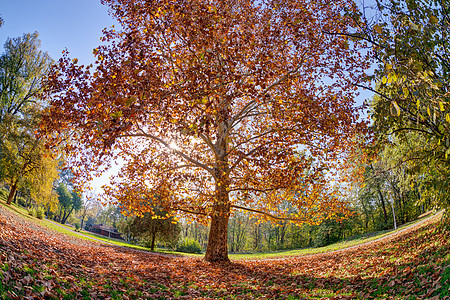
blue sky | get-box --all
[0,0,117,65]
[0,0,119,193]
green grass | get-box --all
[60,226,203,257]
[229,213,437,260]
[0,196,35,219]
[42,219,198,256]
[0,194,439,261]
[228,233,386,260]
[438,265,450,298]
[0,196,201,258]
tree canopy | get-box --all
[0,32,51,129]
[119,206,181,251]
[351,0,450,222]
[0,32,55,205]
[43,0,368,261]
[56,182,82,224]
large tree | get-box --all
[0,125,58,205]
[0,32,54,204]
[43,0,367,262]
[56,182,82,224]
[350,0,450,222]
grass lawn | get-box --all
[0,195,202,257]
[228,212,437,260]
[0,193,440,261]
[1,200,448,299]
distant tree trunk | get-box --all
[228,219,235,253]
[401,193,410,224]
[183,224,189,238]
[80,206,88,230]
[253,222,261,250]
[150,231,156,252]
[371,213,376,227]
[376,187,388,228]
[338,222,344,239]
[80,216,86,231]
[274,225,280,248]
[25,197,32,208]
[6,182,18,205]
[236,219,247,252]
[361,204,369,229]
[57,208,63,222]
[280,222,286,248]
[61,210,67,224]
[61,208,73,224]
[390,198,397,230]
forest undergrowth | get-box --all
[0,204,449,299]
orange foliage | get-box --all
[42,0,368,261]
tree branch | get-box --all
[175,207,207,216]
[322,30,381,48]
[118,127,216,178]
[229,62,305,138]
[231,205,307,222]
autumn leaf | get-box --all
[42,0,369,262]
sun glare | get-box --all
[169,141,178,150]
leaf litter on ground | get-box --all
[0,204,449,299]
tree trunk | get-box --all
[308,227,313,247]
[205,202,230,262]
[80,216,86,231]
[205,163,231,262]
[61,210,67,224]
[253,222,260,250]
[280,222,286,247]
[25,196,31,208]
[229,220,235,253]
[390,198,397,230]
[205,118,231,262]
[57,208,63,222]
[376,186,388,228]
[150,231,156,252]
[61,208,73,224]
[6,183,17,205]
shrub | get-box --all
[17,197,27,207]
[0,188,8,201]
[74,223,80,231]
[35,207,44,219]
[27,208,34,216]
[176,238,202,254]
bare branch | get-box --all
[231,205,307,222]
[175,207,207,216]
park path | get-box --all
[46,220,118,244]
